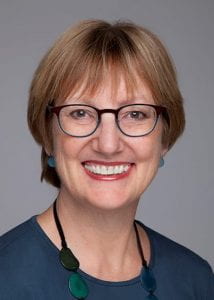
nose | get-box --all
[91,113,124,156]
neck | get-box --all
[37,190,150,281]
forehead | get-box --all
[62,73,155,107]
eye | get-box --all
[121,110,148,121]
[69,109,88,119]
[128,111,146,120]
[63,107,97,124]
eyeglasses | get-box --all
[48,103,168,138]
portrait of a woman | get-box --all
[0,19,213,299]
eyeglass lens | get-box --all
[58,104,158,137]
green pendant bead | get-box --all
[69,272,89,299]
[60,247,80,270]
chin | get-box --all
[84,192,136,212]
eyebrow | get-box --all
[64,96,151,106]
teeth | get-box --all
[101,166,108,175]
[84,164,130,175]
[108,166,114,175]
[114,166,119,174]
[124,165,129,172]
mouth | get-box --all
[82,161,134,180]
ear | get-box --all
[44,143,53,157]
[161,146,168,158]
[44,120,54,157]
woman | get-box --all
[0,19,213,299]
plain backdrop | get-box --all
[0,0,213,268]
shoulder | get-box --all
[138,220,211,269]
[0,216,39,253]
[0,216,51,272]
[137,220,214,297]
[0,217,58,298]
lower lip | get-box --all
[83,165,133,181]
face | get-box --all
[51,76,168,211]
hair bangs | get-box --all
[58,28,144,103]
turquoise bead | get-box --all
[69,272,89,299]
[60,248,79,270]
[47,156,56,168]
[159,157,164,168]
[140,266,157,292]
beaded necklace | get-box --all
[53,200,158,299]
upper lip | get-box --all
[82,160,133,166]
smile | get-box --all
[82,161,133,180]
[84,163,130,175]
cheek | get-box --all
[52,134,79,175]
[133,136,163,192]
[52,136,82,187]
[51,119,70,156]
[52,119,79,160]
[134,133,163,162]
[58,138,76,158]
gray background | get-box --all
[0,0,213,267]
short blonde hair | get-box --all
[28,19,185,188]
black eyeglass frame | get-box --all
[47,103,169,138]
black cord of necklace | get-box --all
[53,199,67,249]
[134,221,148,268]
[53,199,147,268]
